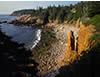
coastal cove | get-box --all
[0,14,79,76]
[0,13,96,77]
[0,15,41,50]
[0,1,100,77]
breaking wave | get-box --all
[31,29,41,50]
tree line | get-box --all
[12,1,100,23]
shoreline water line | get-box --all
[31,29,42,50]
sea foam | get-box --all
[31,29,41,50]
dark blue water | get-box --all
[0,15,17,22]
[0,15,41,49]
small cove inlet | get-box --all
[0,15,41,50]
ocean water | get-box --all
[0,15,41,49]
[0,15,17,22]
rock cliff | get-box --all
[77,24,95,56]
[58,22,95,68]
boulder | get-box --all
[36,19,44,25]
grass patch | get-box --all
[85,14,100,42]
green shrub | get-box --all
[85,15,100,42]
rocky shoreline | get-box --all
[38,22,94,77]
[32,23,79,76]
[9,15,44,26]
[8,15,80,77]
[8,14,94,77]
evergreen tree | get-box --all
[88,2,100,17]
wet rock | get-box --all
[0,21,7,24]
